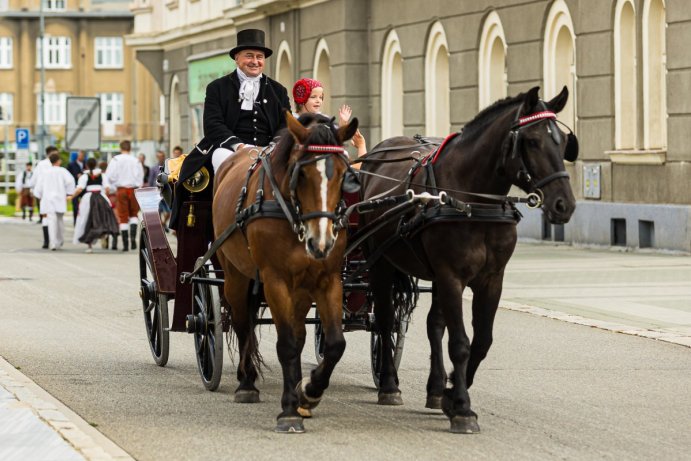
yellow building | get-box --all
[0,0,161,169]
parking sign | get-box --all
[16,128,29,149]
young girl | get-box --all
[70,157,119,253]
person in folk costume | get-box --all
[70,157,119,253]
[15,162,34,221]
[98,160,119,250]
[105,140,144,252]
[29,145,60,248]
[32,152,76,251]
[169,28,291,229]
[66,150,86,225]
[292,78,367,167]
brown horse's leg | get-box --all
[298,274,346,410]
[426,283,447,409]
[263,275,305,433]
[221,263,259,403]
[466,275,502,389]
[436,276,480,434]
[370,259,403,405]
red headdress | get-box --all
[292,78,323,105]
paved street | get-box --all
[0,217,689,460]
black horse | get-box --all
[359,86,577,433]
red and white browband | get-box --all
[296,144,346,154]
[518,111,557,126]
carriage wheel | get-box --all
[314,310,325,364]
[191,265,223,391]
[370,311,410,389]
[139,228,170,367]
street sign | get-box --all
[65,97,101,150]
[15,128,29,149]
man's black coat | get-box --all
[170,70,290,228]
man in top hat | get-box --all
[170,28,291,229]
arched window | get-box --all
[543,0,577,130]
[169,74,181,151]
[381,30,404,139]
[478,11,507,110]
[425,22,450,137]
[275,40,293,100]
[313,39,332,116]
[614,0,637,149]
[643,0,666,149]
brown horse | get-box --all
[359,87,577,433]
[213,112,358,433]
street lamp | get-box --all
[38,0,47,159]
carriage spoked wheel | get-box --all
[190,264,223,391]
[313,310,325,364]
[139,228,170,367]
[370,310,410,389]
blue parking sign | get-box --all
[16,128,30,149]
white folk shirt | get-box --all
[15,170,32,192]
[106,152,144,189]
[33,166,76,214]
[28,158,52,190]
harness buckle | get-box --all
[526,191,543,209]
[296,223,306,242]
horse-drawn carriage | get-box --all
[135,87,577,434]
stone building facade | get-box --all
[127,0,691,251]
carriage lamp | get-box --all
[187,204,196,227]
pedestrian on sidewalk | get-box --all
[29,145,60,248]
[105,140,144,252]
[14,162,34,221]
[66,151,86,225]
[70,157,119,253]
[32,153,76,251]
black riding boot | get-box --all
[121,230,129,252]
[42,226,49,249]
[129,223,137,250]
[111,234,118,250]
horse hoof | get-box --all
[234,389,260,403]
[275,416,305,434]
[425,395,442,409]
[297,406,312,418]
[296,378,322,410]
[449,415,480,434]
[377,392,403,406]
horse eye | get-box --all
[524,138,540,149]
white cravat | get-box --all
[236,68,262,111]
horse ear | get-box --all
[336,117,359,144]
[546,86,569,114]
[520,87,541,116]
[285,110,309,144]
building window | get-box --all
[381,30,404,140]
[0,0,8,12]
[44,0,66,11]
[0,37,12,69]
[614,0,637,149]
[37,93,69,125]
[424,22,450,137]
[642,0,667,149]
[98,93,124,123]
[0,93,13,124]
[313,39,332,117]
[36,37,71,69]
[94,37,123,69]
[478,11,508,110]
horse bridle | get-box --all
[287,143,355,241]
[504,103,572,207]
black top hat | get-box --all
[229,29,273,59]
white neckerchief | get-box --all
[237,68,262,111]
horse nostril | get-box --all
[555,198,567,214]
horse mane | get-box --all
[460,92,527,143]
[271,112,338,178]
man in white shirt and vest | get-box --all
[30,145,60,248]
[105,140,144,251]
[32,153,76,251]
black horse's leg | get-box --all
[426,283,447,409]
[370,259,403,405]
[437,276,480,434]
[466,276,502,389]
[297,274,346,412]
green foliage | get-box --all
[8,189,17,206]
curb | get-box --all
[0,356,134,461]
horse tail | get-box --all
[391,269,419,325]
